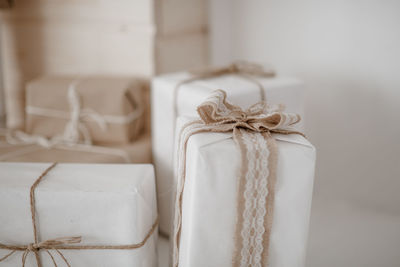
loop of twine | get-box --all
[173,61,276,121]
[169,61,276,169]
[0,163,159,266]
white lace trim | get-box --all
[240,129,269,267]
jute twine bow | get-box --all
[173,61,275,121]
[172,90,304,267]
[0,163,159,266]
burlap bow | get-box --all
[0,163,159,267]
[173,90,304,267]
[196,89,302,134]
[170,61,277,157]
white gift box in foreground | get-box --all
[152,72,306,234]
[176,118,316,267]
[0,163,158,266]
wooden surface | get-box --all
[0,0,209,129]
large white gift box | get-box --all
[175,116,316,267]
[152,70,306,234]
[0,163,158,267]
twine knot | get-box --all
[230,110,247,122]
[227,63,239,73]
[226,61,267,75]
[27,243,38,252]
[192,60,275,80]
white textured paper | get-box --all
[176,117,316,267]
[151,72,306,234]
[0,163,158,267]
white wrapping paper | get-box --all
[151,72,306,234]
[0,163,158,266]
[176,117,316,267]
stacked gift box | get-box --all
[0,76,152,163]
[1,62,316,267]
[152,63,307,235]
[151,63,316,267]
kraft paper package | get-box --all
[25,76,148,145]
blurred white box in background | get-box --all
[152,71,306,235]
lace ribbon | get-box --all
[0,163,159,267]
[172,90,304,267]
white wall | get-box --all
[0,25,4,126]
[210,1,400,266]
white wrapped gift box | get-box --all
[176,117,316,267]
[152,71,306,234]
[0,163,158,267]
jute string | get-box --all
[172,90,304,267]
[0,163,159,266]
[172,61,275,140]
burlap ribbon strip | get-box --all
[0,163,159,267]
[173,90,304,267]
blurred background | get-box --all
[1,1,399,266]
[210,1,400,266]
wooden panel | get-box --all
[0,0,210,128]
[0,0,157,129]
[1,0,154,24]
[156,32,208,74]
[0,0,157,77]
[155,0,208,36]
[9,21,155,76]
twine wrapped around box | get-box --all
[0,77,151,163]
[153,61,283,236]
[0,163,159,267]
[172,61,276,133]
[173,90,304,267]
[25,77,145,145]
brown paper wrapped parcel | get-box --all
[25,76,146,145]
